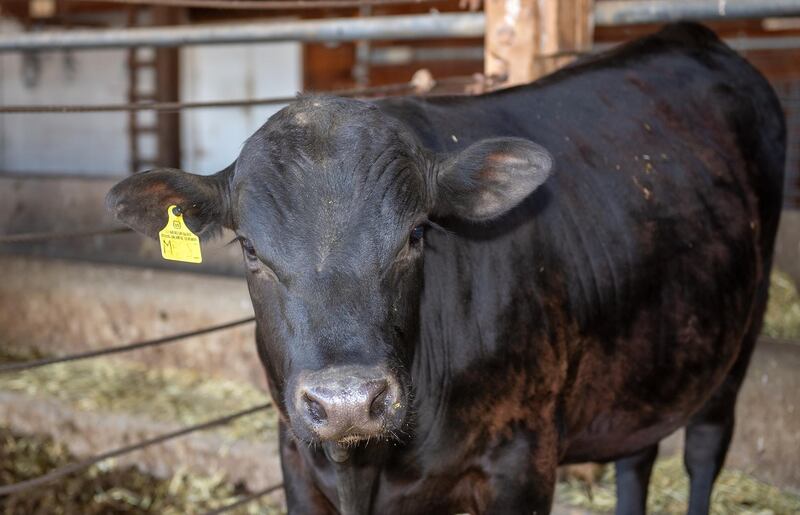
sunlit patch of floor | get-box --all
[763,269,800,341]
[555,455,800,514]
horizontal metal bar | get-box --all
[369,32,800,67]
[595,0,800,26]
[368,45,484,66]
[0,75,486,113]
[64,0,443,9]
[0,12,485,52]
[0,226,132,243]
[726,34,800,52]
[2,1,800,52]
[590,34,800,55]
[0,317,255,374]
[202,483,284,515]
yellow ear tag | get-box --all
[159,205,202,263]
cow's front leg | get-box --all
[279,422,337,515]
[482,430,558,515]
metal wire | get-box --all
[0,403,272,496]
[202,483,284,515]
[0,227,132,244]
[0,95,298,114]
[0,75,488,114]
[62,0,444,10]
[0,316,256,374]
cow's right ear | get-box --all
[106,164,234,240]
[433,137,553,222]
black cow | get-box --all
[108,23,785,515]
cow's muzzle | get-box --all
[293,365,406,444]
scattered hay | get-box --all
[0,428,282,515]
[0,354,278,441]
[556,455,800,514]
[764,270,800,341]
[0,354,284,512]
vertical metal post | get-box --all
[353,5,373,88]
[485,0,594,88]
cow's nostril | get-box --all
[304,394,328,424]
[369,384,388,419]
[295,368,404,442]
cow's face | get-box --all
[107,97,552,447]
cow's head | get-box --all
[107,97,552,447]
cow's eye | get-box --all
[240,237,257,260]
[409,225,425,246]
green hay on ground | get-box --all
[0,355,278,441]
[763,269,800,341]
[0,428,282,515]
[556,455,800,514]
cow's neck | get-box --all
[411,224,556,452]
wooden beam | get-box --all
[153,6,183,170]
[485,0,594,88]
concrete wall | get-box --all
[0,16,302,177]
[180,42,301,174]
[0,19,130,175]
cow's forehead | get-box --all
[265,95,406,150]
[235,96,424,179]
[229,97,430,267]
[232,97,428,210]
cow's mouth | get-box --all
[337,434,371,446]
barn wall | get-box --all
[0,19,130,175]
[0,17,302,177]
[180,41,302,174]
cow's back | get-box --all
[376,22,785,466]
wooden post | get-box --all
[153,6,183,169]
[484,0,595,88]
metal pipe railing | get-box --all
[367,35,800,67]
[3,1,800,52]
[595,0,800,26]
[0,12,485,52]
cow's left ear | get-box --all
[106,164,234,240]
[434,137,553,222]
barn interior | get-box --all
[0,0,799,513]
